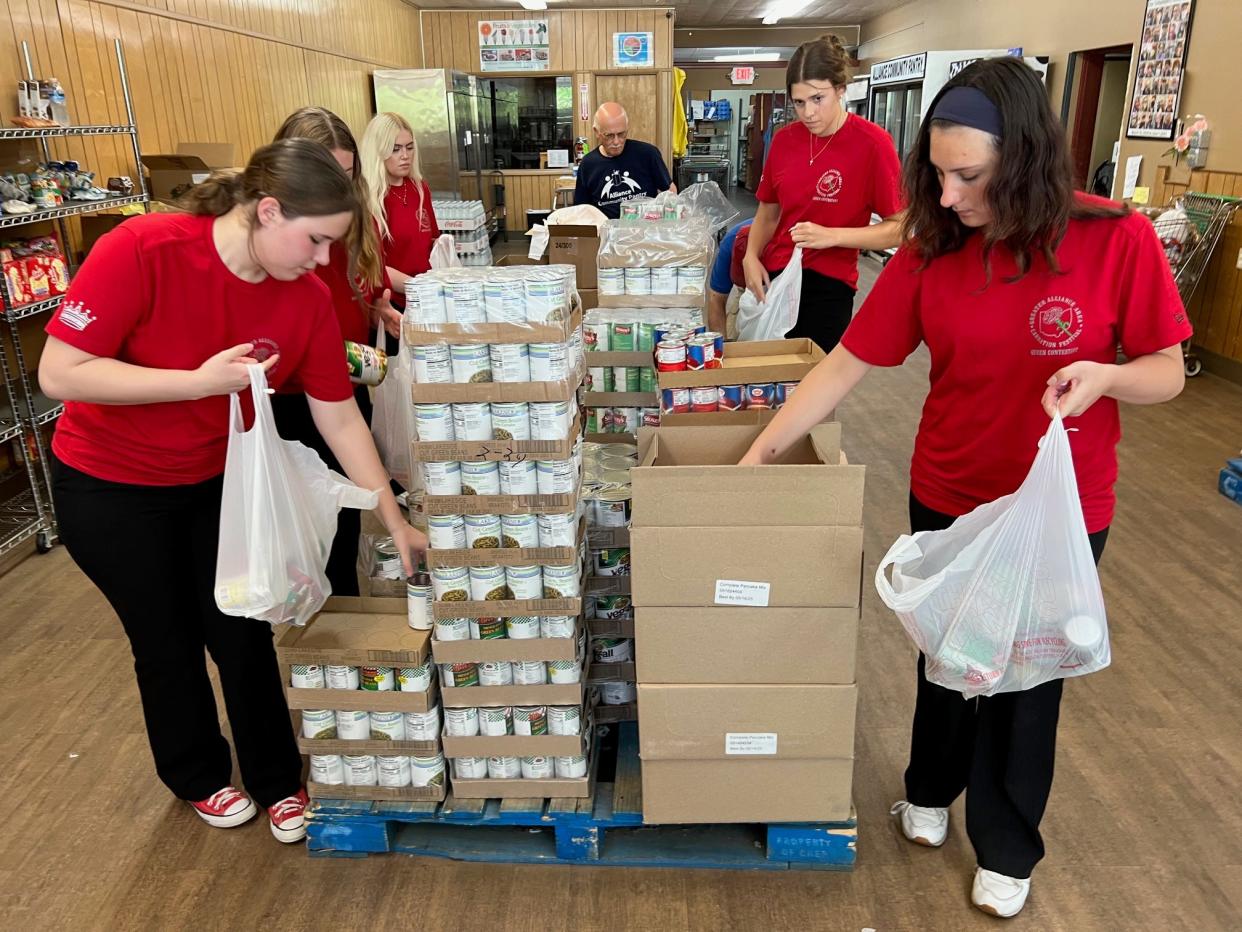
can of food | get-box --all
[410,343,453,384]
[600,443,639,462]
[374,536,404,580]
[501,513,540,548]
[452,402,493,441]
[487,756,521,779]
[624,268,652,295]
[618,407,643,434]
[301,709,337,739]
[335,709,371,740]
[593,637,633,664]
[685,335,716,371]
[690,385,719,413]
[584,409,602,434]
[636,367,657,396]
[650,266,679,295]
[525,273,571,324]
[598,267,626,296]
[655,339,687,372]
[702,331,725,361]
[500,563,540,601]
[600,681,637,705]
[599,468,632,487]
[361,666,396,691]
[511,661,548,686]
[586,366,612,393]
[478,662,513,687]
[407,573,433,630]
[290,664,326,689]
[427,515,466,550]
[543,564,580,599]
[489,342,532,383]
[433,616,470,643]
[377,754,413,787]
[595,595,633,619]
[445,706,480,737]
[529,342,570,382]
[536,459,577,495]
[490,402,531,441]
[594,490,631,528]
[718,384,745,411]
[431,565,470,602]
[583,320,611,351]
[498,461,539,497]
[469,564,510,602]
[641,407,661,427]
[746,383,776,409]
[450,344,492,384]
[505,615,542,639]
[530,401,572,440]
[653,323,687,346]
[610,366,640,392]
[309,754,345,785]
[454,756,489,779]
[369,710,406,741]
[537,512,578,547]
[444,274,487,324]
[541,615,576,638]
[343,754,379,786]
[325,665,360,690]
[463,513,502,550]
[478,706,513,735]
[345,341,389,386]
[411,277,447,323]
[410,752,446,787]
[555,755,588,778]
[470,616,507,640]
[594,548,631,576]
[678,266,707,295]
[547,705,582,736]
[619,202,642,221]
[513,705,548,736]
[398,659,433,692]
[461,460,502,496]
[660,387,690,414]
[777,381,799,407]
[422,460,463,496]
[548,658,582,684]
[484,273,527,324]
[404,706,443,740]
[610,323,636,352]
[520,756,554,779]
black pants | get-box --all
[905,492,1109,879]
[270,384,372,597]
[785,268,856,354]
[52,456,302,808]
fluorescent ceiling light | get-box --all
[762,1,812,25]
[519,0,547,10]
[713,52,782,62]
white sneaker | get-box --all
[890,800,949,847]
[972,867,1031,918]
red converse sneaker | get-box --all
[189,786,257,828]
[268,788,309,843]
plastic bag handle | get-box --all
[874,532,949,613]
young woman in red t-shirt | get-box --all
[741,58,1190,917]
[360,111,439,307]
[38,139,428,845]
[743,34,905,353]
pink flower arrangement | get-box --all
[1167,115,1208,164]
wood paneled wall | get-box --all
[1153,166,1242,371]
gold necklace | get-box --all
[808,112,847,166]
[394,179,409,206]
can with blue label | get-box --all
[661,387,690,414]
[685,335,716,371]
[778,382,799,408]
[702,330,725,361]
[746,383,776,409]
[718,384,745,411]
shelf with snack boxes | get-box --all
[274,597,447,802]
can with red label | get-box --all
[685,335,716,371]
[701,331,725,362]
[746,383,776,409]
[660,387,690,414]
[655,339,687,372]
[690,386,718,412]
[718,384,745,411]
[641,407,661,427]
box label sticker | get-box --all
[714,579,770,607]
[726,732,778,755]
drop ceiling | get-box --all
[414,1,911,29]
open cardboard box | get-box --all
[547,223,600,288]
[141,142,239,203]
[657,338,825,390]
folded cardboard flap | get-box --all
[641,759,853,824]
[638,422,840,468]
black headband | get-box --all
[931,86,1003,138]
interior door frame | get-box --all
[1062,44,1133,191]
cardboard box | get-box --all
[285,681,438,713]
[657,338,825,391]
[586,527,630,549]
[441,729,587,759]
[584,575,631,596]
[404,307,581,348]
[586,616,634,638]
[307,781,445,803]
[409,371,582,405]
[431,596,582,620]
[450,771,590,798]
[594,702,637,723]
[423,486,579,516]
[586,660,635,683]
[641,759,853,824]
[586,351,653,367]
[409,414,583,462]
[494,253,547,267]
[431,629,580,663]
[581,391,658,408]
[578,288,599,310]
[79,214,129,258]
[548,223,600,288]
[596,293,705,310]
[141,142,239,203]
[440,678,586,709]
[275,597,429,666]
[635,606,858,684]
[658,409,780,428]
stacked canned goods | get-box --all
[660,380,801,415]
[582,308,701,356]
[310,751,448,789]
[597,265,707,297]
[410,338,583,389]
[404,265,578,327]
[581,442,636,531]
[413,400,579,443]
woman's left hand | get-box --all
[789,222,839,250]
[1041,361,1115,418]
[389,521,428,577]
[372,288,402,340]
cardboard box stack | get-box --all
[140,142,239,204]
[548,222,600,310]
[276,598,446,802]
[630,422,864,824]
[404,263,592,798]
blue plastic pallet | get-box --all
[307,722,857,871]
[1219,462,1242,507]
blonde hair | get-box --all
[360,111,425,241]
[273,106,382,288]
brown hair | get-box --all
[273,107,383,289]
[902,56,1128,281]
[786,34,851,92]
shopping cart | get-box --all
[1148,191,1241,376]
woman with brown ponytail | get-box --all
[38,139,428,845]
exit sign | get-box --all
[731,66,756,85]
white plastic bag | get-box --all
[875,412,1110,697]
[215,365,380,626]
[735,247,803,342]
[371,327,414,489]
[429,233,462,270]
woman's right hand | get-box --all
[743,254,770,303]
[193,343,279,398]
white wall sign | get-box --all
[870,53,927,86]
[478,19,549,72]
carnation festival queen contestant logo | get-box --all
[1029,295,1084,356]
[814,168,843,203]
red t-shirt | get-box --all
[314,241,391,345]
[842,197,1192,533]
[383,178,439,280]
[756,116,903,289]
[47,212,353,487]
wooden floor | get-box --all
[4,259,1242,929]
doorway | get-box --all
[1062,44,1133,195]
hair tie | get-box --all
[931,86,1003,138]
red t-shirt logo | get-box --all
[250,336,281,363]
[1029,296,1084,356]
[815,169,843,203]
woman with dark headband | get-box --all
[741,57,1189,918]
